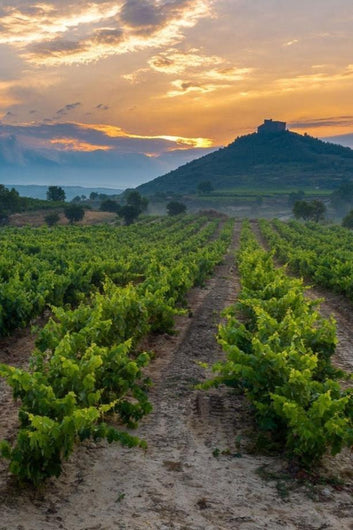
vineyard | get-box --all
[259,219,353,298]
[1,216,353,529]
[0,215,233,483]
[206,221,353,465]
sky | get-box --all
[1,0,353,188]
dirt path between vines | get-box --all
[2,222,353,529]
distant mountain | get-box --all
[0,134,215,189]
[137,130,353,195]
[6,185,123,201]
[323,133,353,150]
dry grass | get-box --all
[9,209,117,227]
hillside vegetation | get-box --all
[137,131,353,195]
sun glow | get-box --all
[77,123,213,148]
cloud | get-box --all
[26,39,87,59]
[274,64,353,93]
[290,116,353,129]
[283,39,299,47]
[122,68,150,83]
[120,0,163,28]
[0,0,213,66]
[148,48,223,74]
[96,104,109,111]
[165,79,231,97]
[93,28,123,45]
[122,48,254,96]
[56,102,81,116]
[205,66,254,82]
[49,138,113,152]
[0,80,22,108]
[0,121,213,156]
[4,111,16,119]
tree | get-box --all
[0,185,20,214]
[310,200,326,222]
[118,191,148,225]
[47,186,66,202]
[342,210,353,229]
[197,180,213,194]
[293,200,312,221]
[119,205,140,225]
[44,212,60,226]
[124,190,148,212]
[100,199,121,213]
[64,204,85,224]
[0,208,9,226]
[166,201,186,216]
[90,192,99,200]
[293,199,326,222]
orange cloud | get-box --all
[165,79,230,98]
[49,138,112,151]
[0,3,120,46]
[274,64,353,92]
[77,122,213,148]
[0,81,21,108]
[1,1,213,66]
[148,48,224,74]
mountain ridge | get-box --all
[136,130,353,195]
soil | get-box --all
[10,210,116,227]
[1,222,353,529]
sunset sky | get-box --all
[1,0,353,187]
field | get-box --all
[1,216,353,529]
[147,187,332,220]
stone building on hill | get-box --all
[257,119,287,134]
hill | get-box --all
[136,129,353,195]
[6,185,123,201]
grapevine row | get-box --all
[259,219,353,299]
[0,215,209,335]
[204,221,353,466]
[0,217,234,483]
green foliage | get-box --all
[137,130,353,195]
[100,199,121,213]
[44,212,60,226]
[0,185,49,216]
[47,186,66,202]
[293,200,326,222]
[205,221,353,466]
[166,201,187,216]
[0,215,234,483]
[0,185,21,215]
[260,218,353,300]
[64,204,85,224]
[119,191,148,225]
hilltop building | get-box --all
[257,119,286,134]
